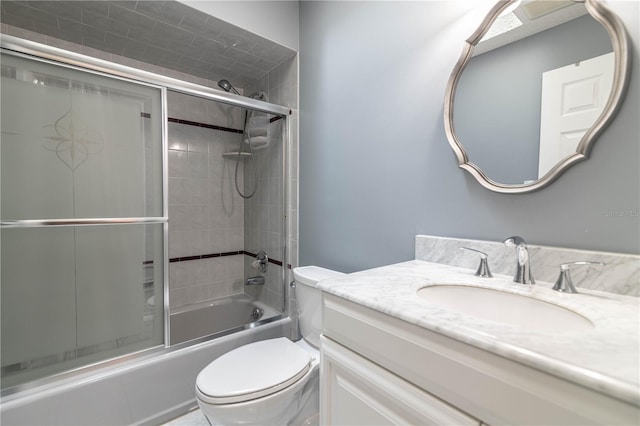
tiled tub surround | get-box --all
[416,235,640,297]
[246,56,299,112]
[244,115,287,311]
[317,261,640,407]
[0,12,299,424]
[167,92,245,309]
[166,54,300,312]
[241,56,300,312]
[0,24,301,312]
[167,90,292,310]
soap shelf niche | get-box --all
[222,151,252,160]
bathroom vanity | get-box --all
[317,259,639,425]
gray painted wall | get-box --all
[299,1,639,273]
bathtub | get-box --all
[170,294,281,345]
[0,298,290,426]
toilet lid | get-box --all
[196,337,312,404]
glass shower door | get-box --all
[0,52,165,390]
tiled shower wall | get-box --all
[168,55,299,311]
[167,91,247,310]
[242,116,285,310]
[169,57,298,310]
[244,56,299,311]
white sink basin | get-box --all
[417,285,594,332]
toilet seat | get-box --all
[196,337,312,405]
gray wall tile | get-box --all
[1,0,297,92]
[133,1,184,27]
[29,1,82,23]
[82,9,130,35]
[108,4,157,32]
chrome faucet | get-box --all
[503,236,535,285]
[246,276,265,286]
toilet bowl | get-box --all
[195,266,344,426]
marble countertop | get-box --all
[317,260,640,406]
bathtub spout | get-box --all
[246,276,265,286]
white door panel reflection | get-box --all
[539,52,614,177]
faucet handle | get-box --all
[460,247,493,278]
[552,261,605,294]
[252,250,269,273]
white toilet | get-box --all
[195,266,344,426]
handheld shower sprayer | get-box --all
[218,79,267,101]
[217,78,269,199]
[217,79,240,95]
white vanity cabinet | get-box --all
[321,335,481,425]
[320,293,639,426]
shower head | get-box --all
[249,91,268,102]
[217,79,240,95]
[218,79,268,102]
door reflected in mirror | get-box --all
[538,51,614,178]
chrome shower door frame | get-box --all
[0,35,292,395]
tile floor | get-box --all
[162,408,209,425]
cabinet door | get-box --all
[320,336,481,426]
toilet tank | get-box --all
[293,266,344,348]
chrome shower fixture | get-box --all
[217,77,268,199]
[218,78,267,101]
[217,79,240,95]
[253,250,269,273]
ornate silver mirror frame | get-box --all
[444,0,630,193]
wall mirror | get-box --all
[444,0,630,193]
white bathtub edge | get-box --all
[1,318,291,426]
